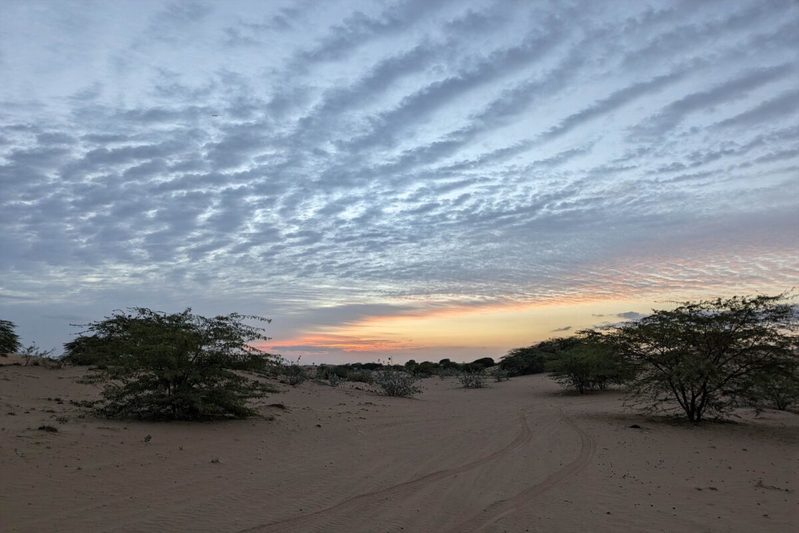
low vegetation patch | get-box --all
[459,370,488,388]
[491,368,510,382]
[374,367,421,397]
[282,358,308,386]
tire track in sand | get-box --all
[447,407,596,533]
[238,411,543,532]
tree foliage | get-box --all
[67,308,277,420]
[465,357,495,371]
[609,294,798,422]
[499,346,546,376]
[500,337,581,376]
[549,337,632,394]
[0,319,21,355]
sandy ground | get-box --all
[1,359,797,532]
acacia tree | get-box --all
[0,319,21,354]
[609,294,798,422]
[66,308,277,420]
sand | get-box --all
[1,359,797,532]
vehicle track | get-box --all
[447,407,596,532]
[238,411,541,532]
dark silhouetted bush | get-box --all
[0,319,21,355]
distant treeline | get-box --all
[313,338,582,379]
[318,356,499,378]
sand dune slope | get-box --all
[1,363,797,532]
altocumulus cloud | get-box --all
[0,0,798,354]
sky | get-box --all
[1,0,797,363]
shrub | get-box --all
[549,335,633,394]
[499,347,545,376]
[346,369,374,384]
[744,359,799,411]
[491,368,510,382]
[0,319,21,355]
[501,338,584,377]
[415,361,439,377]
[459,370,487,388]
[63,334,113,366]
[374,367,421,397]
[610,294,798,422]
[328,372,342,387]
[465,357,495,372]
[283,358,308,386]
[69,308,276,420]
[20,343,54,367]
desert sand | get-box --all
[1,360,797,532]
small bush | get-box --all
[346,369,374,384]
[21,343,54,367]
[459,370,487,389]
[745,362,799,411]
[328,372,342,387]
[374,368,421,397]
[283,360,308,386]
[491,368,510,382]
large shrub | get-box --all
[500,338,581,376]
[549,342,628,394]
[0,319,21,355]
[610,294,798,422]
[499,346,545,376]
[68,308,277,420]
[744,360,799,411]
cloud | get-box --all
[551,326,572,332]
[0,0,797,356]
[714,88,799,130]
[632,63,795,138]
[616,312,645,320]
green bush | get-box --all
[491,367,510,382]
[374,367,421,397]
[69,308,276,420]
[63,334,113,366]
[743,357,799,411]
[465,357,495,372]
[459,370,488,388]
[610,294,798,422]
[283,359,308,386]
[0,319,21,355]
[345,369,374,384]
